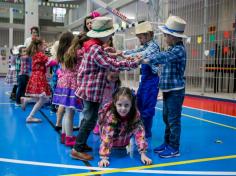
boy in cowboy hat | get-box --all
[71,16,143,161]
[118,21,160,138]
[142,16,187,158]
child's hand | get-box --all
[141,152,152,165]
[133,55,143,65]
[104,47,116,53]
[98,158,110,167]
[141,59,150,64]
[107,52,118,57]
[125,56,135,61]
[116,50,123,56]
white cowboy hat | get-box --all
[16,45,26,53]
[12,46,19,55]
[135,21,153,34]
[87,17,119,38]
[158,16,187,38]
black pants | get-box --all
[16,75,29,104]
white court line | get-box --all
[0,103,14,104]
[0,158,236,175]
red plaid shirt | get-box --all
[75,40,139,103]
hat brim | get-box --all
[87,24,119,38]
[158,25,188,38]
[12,49,19,55]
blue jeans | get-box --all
[74,100,100,152]
[162,88,185,149]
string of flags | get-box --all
[0,0,79,8]
[116,22,137,32]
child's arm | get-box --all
[93,46,142,71]
[133,114,152,165]
[149,45,186,65]
[46,58,58,67]
[98,115,116,167]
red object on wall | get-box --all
[192,49,198,57]
[223,31,230,39]
[184,96,236,117]
[223,46,229,54]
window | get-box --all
[53,8,66,23]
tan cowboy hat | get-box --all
[87,17,119,38]
[158,16,187,38]
[135,21,153,34]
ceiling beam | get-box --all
[65,0,136,30]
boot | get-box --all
[61,133,66,144]
[65,136,76,147]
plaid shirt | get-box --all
[98,102,147,158]
[75,43,139,103]
[150,41,186,91]
[19,56,31,76]
[124,39,160,74]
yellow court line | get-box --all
[156,107,236,131]
[182,113,236,130]
[62,154,236,176]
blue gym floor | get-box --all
[1,78,236,176]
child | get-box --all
[52,31,83,146]
[93,71,121,134]
[21,37,51,123]
[98,87,152,167]
[15,46,31,106]
[24,26,40,47]
[5,47,18,100]
[142,16,187,158]
[121,21,160,138]
[48,41,60,113]
[93,37,121,134]
[83,11,101,32]
[71,17,142,161]
[53,32,74,131]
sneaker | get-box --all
[159,145,180,158]
[65,136,76,147]
[70,149,93,161]
[154,143,167,153]
[15,103,21,107]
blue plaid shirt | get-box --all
[123,39,160,75]
[150,41,186,91]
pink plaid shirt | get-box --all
[75,40,139,103]
[98,102,148,158]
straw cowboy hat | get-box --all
[158,16,187,38]
[87,17,119,38]
[135,21,153,34]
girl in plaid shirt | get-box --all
[98,87,152,167]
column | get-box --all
[24,0,39,40]
[9,8,13,49]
